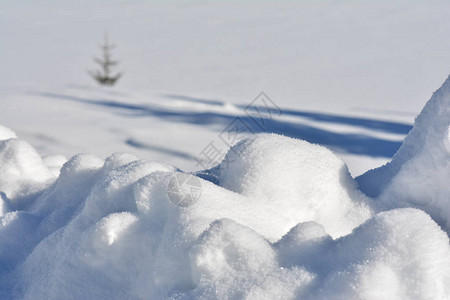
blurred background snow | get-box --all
[1,0,450,175]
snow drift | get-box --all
[214,135,373,239]
[0,76,449,299]
[358,74,450,233]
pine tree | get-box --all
[89,33,123,86]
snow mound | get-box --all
[0,136,56,209]
[310,208,450,300]
[358,75,450,232]
[0,126,17,140]
[184,219,315,300]
[0,100,449,299]
[217,134,373,238]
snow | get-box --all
[358,74,450,232]
[0,0,450,298]
[185,219,314,300]
[0,126,16,141]
[0,93,449,298]
[0,138,55,209]
[3,0,450,177]
[215,134,373,239]
[2,1,450,116]
[311,208,450,300]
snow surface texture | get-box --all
[0,78,449,299]
[358,74,450,233]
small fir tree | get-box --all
[89,33,123,86]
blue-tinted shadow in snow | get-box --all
[34,92,411,158]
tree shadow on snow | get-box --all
[166,94,412,135]
[33,92,410,158]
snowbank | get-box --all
[307,208,450,300]
[0,137,56,210]
[358,74,450,233]
[0,126,16,140]
[215,134,373,239]
[0,80,449,300]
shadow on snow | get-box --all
[34,92,411,158]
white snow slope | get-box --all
[357,75,450,233]
[0,75,449,299]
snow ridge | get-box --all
[358,74,450,232]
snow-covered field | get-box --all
[2,0,450,175]
[0,0,449,299]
